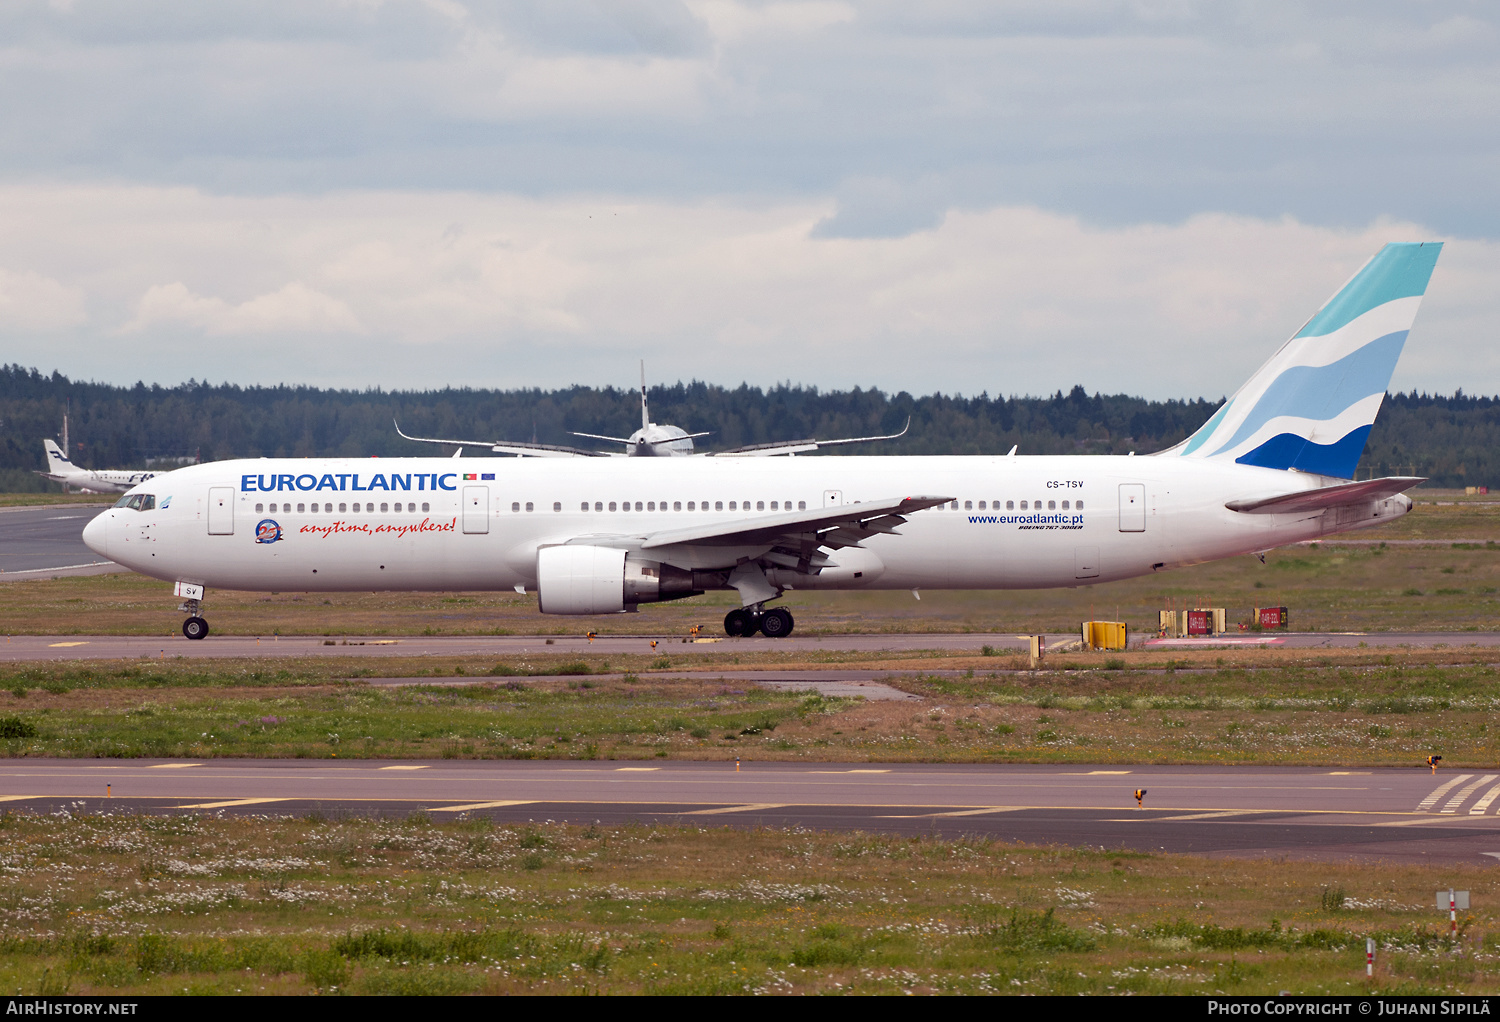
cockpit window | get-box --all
[113,494,155,511]
[138,494,155,511]
[113,494,133,508]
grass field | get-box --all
[2,651,1497,766]
[0,812,1491,996]
[6,538,1500,637]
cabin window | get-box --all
[977,501,986,510]
[756,500,765,511]
[1048,500,1055,510]
[621,501,630,512]
[635,501,643,511]
[728,501,737,510]
[1061,500,1069,510]
[647,501,655,511]
[511,502,520,512]
[964,500,972,510]
[1075,501,1084,511]
[770,501,778,510]
[422,502,430,512]
[1006,500,1014,510]
[580,502,589,512]
[338,503,346,513]
[608,502,617,512]
[525,502,534,512]
[798,500,806,510]
[715,501,723,511]
[379,503,388,513]
[594,502,603,512]
[1019,500,1027,510]
[293,503,302,513]
[1033,498,1041,510]
[950,501,958,510]
[702,499,709,511]
[686,501,695,511]
[254,503,264,513]
[554,502,562,512]
[407,503,414,512]
[675,501,683,511]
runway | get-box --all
[0,504,117,577]
[5,759,1500,865]
[2,630,1499,661]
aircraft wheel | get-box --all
[182,616,210,641]
[724,609,748,637]
[759,608,794,638]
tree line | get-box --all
[0,364,1492,489]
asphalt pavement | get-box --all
[5,760,1498,864]
[0,504,117,577]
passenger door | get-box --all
[207,487,234,535]
[463,485,490,534]
[1118,483,1146,533]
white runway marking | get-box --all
[1418,775,1473,810]
[1442,775,1499,814]
[1471,782,1500,816]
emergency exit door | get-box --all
[1119,483,1146,532]
[207,487,234,535]
[463,486,489,534]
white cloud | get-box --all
[0,268,87,331]
[0,183,1492,399]
[125,280,362,336]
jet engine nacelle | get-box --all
[536,544,699,614]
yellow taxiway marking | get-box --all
[47,642,88,647]
[1441,774,1499,814]
[681,803,789,815]
[1375,816,1493,828]
[810,769,891,774]
[1328,772,1372,776]
[378,765,429,771]
[148,763,202,769]
[1086,770,1132,775]
[615,767,659,772]
[1152,810,1267,821]
[926,807,1026,818]
[429,801,537,812]
[175,798,291,809]
[0,795,37,802]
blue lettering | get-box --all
[336,474,352,491]
[438,473,457,491]
[391,473,411,491]
[241,474,257,491]
[296,474,317,491]
[368,474,389,491]
[278,474,295,491]
[416,474,427,490]
[351,474,367,491]
[317,474,338,491]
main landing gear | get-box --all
[723,605,794,638]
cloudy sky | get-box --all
[0,0,1495,399]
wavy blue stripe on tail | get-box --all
[1162,242,1442,479]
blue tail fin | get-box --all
[1164,242,1442,479]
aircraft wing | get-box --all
[639,494,953,551]
[1225,476,1425,515]
[395,421,605,458]
[710,418,910,457]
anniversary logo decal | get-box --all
[254,519,283,544]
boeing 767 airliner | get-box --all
[83,242,1442,641]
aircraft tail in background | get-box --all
[1163,242,1443,479]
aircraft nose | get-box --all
[82,511,109,557]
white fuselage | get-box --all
[83,455,1407,600]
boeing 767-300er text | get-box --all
[83,243,1441,641]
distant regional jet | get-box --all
[395,361,909,458]
[84,243,1440,644]
[38,439,159,495]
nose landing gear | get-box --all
[179,595,210,640]
[722,605,795,638]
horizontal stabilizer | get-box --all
[1225,476,1424,515]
